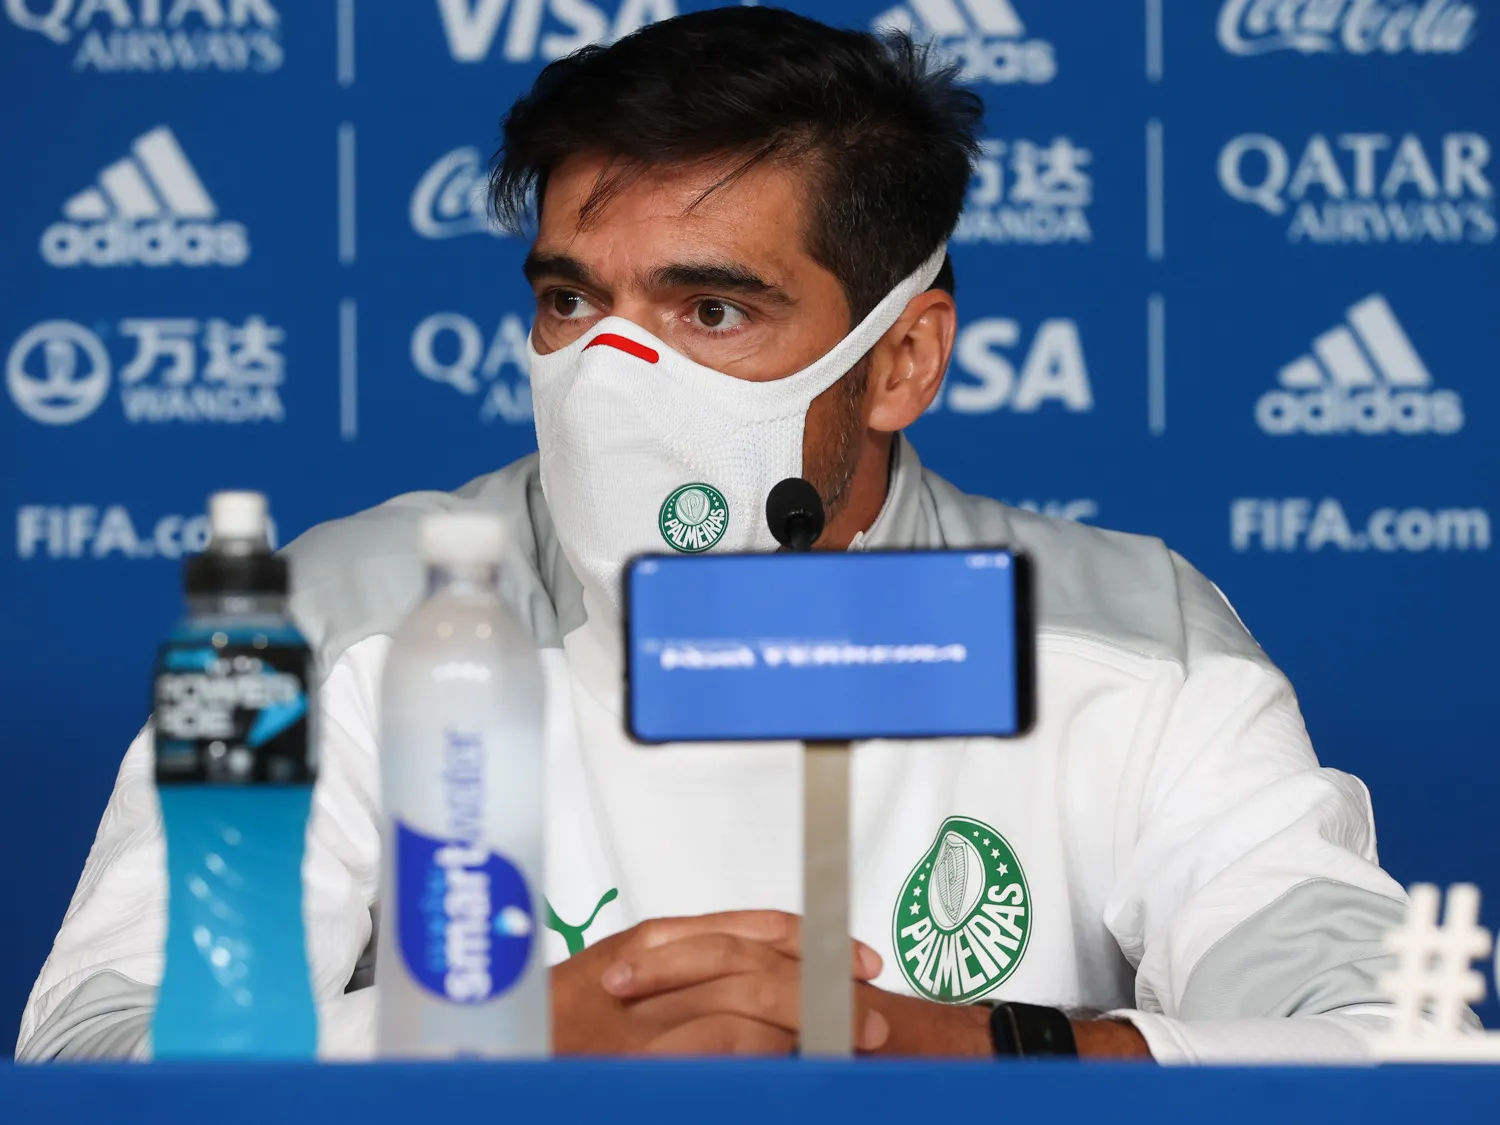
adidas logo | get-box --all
[40,126,249,268]
[872,0,1055,85]
[1256,295,1462,436]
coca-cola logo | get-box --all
[410,146,498,240]
[1218,0,1477,56]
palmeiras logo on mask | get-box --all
[893,816,1031,1003]
[658,483,729,553]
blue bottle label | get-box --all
[154,632,313,785]
[155,786,318,1059]
[395,820,536,1002]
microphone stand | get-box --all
[777,508,852,1058]
[801,737,852,1058]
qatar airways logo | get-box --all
[1217,0,1477,56]
[1219,131,1494,244]
[411,312,531,424]
[4,0,284,72]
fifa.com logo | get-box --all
[16,504,278,561]
[1231,499,1490,554]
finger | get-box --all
[603,931,787,998]
[855,985,893,1052]
[631,910,798,952]
[629,971,892,1052]
[641,1014,797,1057]
[735,919,881,981]
[626,914,883,981]
[630,970,798,1035]
[855,939,884,979]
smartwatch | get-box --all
[987,1002,1078,1057]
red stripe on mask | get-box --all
[585,333,659,364]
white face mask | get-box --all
[527,245,947,614]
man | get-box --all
[20,9,1413,1061]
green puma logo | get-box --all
[545,888,619,955]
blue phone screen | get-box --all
[625,550,1026,743]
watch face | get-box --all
[989,1004,1022,1056]
[990,1002,1078,1058]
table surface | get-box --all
[4,1060,1499,1124]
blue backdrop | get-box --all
[2,0,1496,1038]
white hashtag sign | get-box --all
[1373,884,1500,1062]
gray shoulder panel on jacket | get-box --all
[913,465,1269,671]
[284,454,582,677]
[17,971,151,1061]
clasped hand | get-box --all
[551,909,998,1056]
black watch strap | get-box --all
[987,1002,1078,1057]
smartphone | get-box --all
[624,548,1035,744]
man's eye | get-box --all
[693,300,746,331]
[550,291,597,320]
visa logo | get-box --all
[438,0,676,63]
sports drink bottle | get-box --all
[152,491,318,1058]
[376,512,548,1056]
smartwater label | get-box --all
[392,728,536,1003]
[395,821,535,1002]
[154,639,312,784]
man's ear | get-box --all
[864,289,957,433]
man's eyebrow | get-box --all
[645,261,796,306]
[523,253,796,307]
[522,251,603,291]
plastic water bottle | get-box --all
[377,512,548,1057]
[152,491,318,1059]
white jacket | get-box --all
[18,438,1413,1063]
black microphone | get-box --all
[766,478,825,553]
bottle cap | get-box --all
[421,512,506,567]
[186,490,287,595]
[209,491,269,542]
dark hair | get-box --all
[491,7,982,320]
